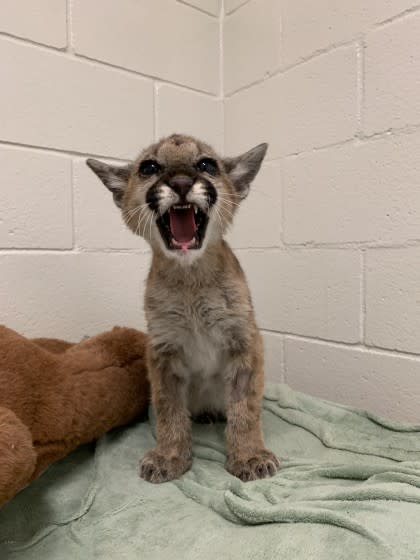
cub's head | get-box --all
[87,134,267,261]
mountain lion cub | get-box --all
[87,134,279,483]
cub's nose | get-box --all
[168,175,194,198]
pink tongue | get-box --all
[169,207,196,243]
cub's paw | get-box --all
[227,449,280,482]
[139,449,192,483]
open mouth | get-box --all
[156,204,209,252]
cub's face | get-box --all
[87,134,267,262]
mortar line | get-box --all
[66,0,74,53]
[225,0,251,16]
[0,33,218,98]
[281,335,287,383]
[233,240,420,250]
[265,120,420,162]
[373,4,420,28]
[0,31,66,52]
[176,0,218,17]
[153,82,159,142]
[261,330,420,361]
[0,140,131,163]
[70,159,75,249]
[74,52,218,97]
[356,36,365,137]
[284,239,420,250]
[225,38,359,99]
[219,0,225,154]
[360,250,366,343]
[279,157,285,245]
[0,248,151,255]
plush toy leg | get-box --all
[0,407,37,507]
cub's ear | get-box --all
[86,159,132,208]
[223,143,268,199]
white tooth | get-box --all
[194,206,198,214]
[173,203,193,210]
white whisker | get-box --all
[212,205,224,232]
[135,214,143,237]
[123,208,138,222]
[136,207,150,237]
[218,206,233,223]
[217,196,241,208]
[217,201,234,219]
[123,203,147,221]
[134,211,141,237]
[148,209,154,241]
[142,210,153,239]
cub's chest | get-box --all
[173,300,227,368]
[147,292,230,373]
[182,323,225,375]
[146,285,243,416]
[180,324,228,416]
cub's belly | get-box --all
[187,371,226,417]
[182,335,227,417]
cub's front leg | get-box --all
[225,340,280,481]
[140,350,192,483]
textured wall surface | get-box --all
[0,0,222,342]
[1,0,420,421]
[225,0,420,421]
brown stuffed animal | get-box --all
[0,325,150,507]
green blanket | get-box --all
[1,385,420,560]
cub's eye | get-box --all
[139,160,161,176]
[196,158,219,176]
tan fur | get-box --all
[0,326,150,506]
[87,134,279,482]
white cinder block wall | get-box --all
[225,0,420,422]
[2,1,420,422]
[0,0,222,340]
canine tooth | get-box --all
[194,206,198,214]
